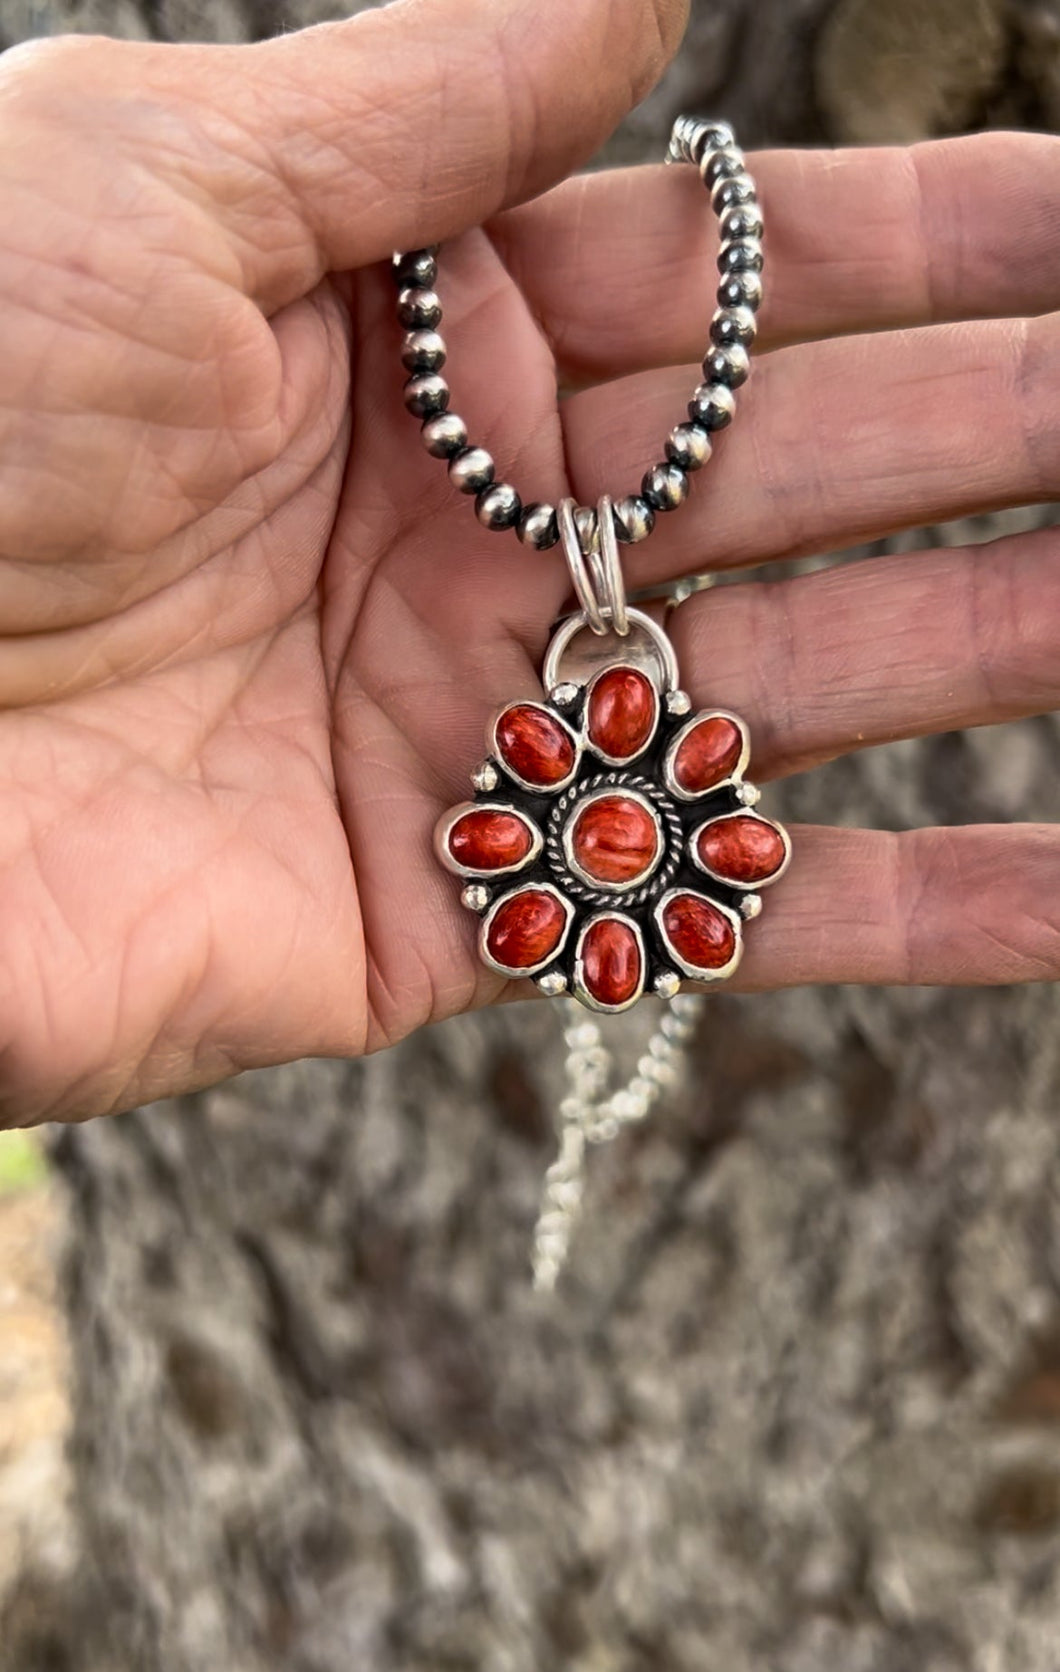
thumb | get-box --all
[66,0,687,312]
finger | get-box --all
[731,824,1060,989]
[667,525,1060,780]
[6,0,686,314]
[492,130,1060,381]
[561,310,1057,587]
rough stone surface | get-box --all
[1,4,1059,1671]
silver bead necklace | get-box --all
[397,117,789,1290]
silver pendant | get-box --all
[435,601,790,1011]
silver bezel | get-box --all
[689,809,792,891]
[434,801,543,880]
[584,662,660,767]
[489,702,581,794]
[478,882,574,979]
[562,787,665,894]
[663,709,751,802]
[654,888,744,983]
[572,912,646,1013]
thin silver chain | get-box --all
[532,995,705,1291]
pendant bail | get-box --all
[557,495,630,637]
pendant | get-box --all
[435,604,790,1009]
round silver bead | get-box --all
[711,173,757,212]
[461,884,490,913]
[718,270,763,312]
[665,423,712,472]
[549,682,581,708]
[720,204,764,242]
[475,482,522,530]
[392,249,437,290]
[538,971,568,996]
[449,447,495,495]
[421,411,467,458]
[665,689,692,716]
[401,329,446,373]
[642,462,690,513]
[700,147,745,188]
[702,343,750,388]
[737,781,761,806]
[710,306,757,349]
[718,237,764,275]
[688,382,736,430]
[403,372,449,418]
[612,495,656,544]
[740,894,763,920]
[655,971,681,999]
[573,504,598,551]
[471,760,499,793]
[397,286,442,329]
[517,502,559,550]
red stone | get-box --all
[671,715,744,794]
[448,808,534,872]
[661,893,737,971]
[485,889,568,971]
[580,917,642,1007]
[696,814,786,884]
[569,794,660,886]
[587,666,657,760]
[495,705,575,787]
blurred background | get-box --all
[1,1,1059,1668]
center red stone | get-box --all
[568,793,660,887]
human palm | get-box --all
[2,5,1058,1124]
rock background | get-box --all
[1,1,1060,1668]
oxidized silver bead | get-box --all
[665,422,712,471]
[700,147,745,188]
[718,270,763,312]
[688,382,736,430]
[517,501,560,550]
[392,248,438,290]
[718,237,764,274]
[403,372,449,418]
[397,286,442,329]
[711,173,756,211]
[612,495,655,544]
[710,306,757,349]
[702,343,750,388]
[475,481,522,530]
[642,462,689,512]
[573,504,597,551]
[720,204,764,242]
[692,120,735,159]
[421,411,467,458]
[401,329,446,373]
[449,446,495,495]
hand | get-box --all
[0,5,1056,1124]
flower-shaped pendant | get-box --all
[435,610,790,1011]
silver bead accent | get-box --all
[665,423,712,472]
[401,329,446,373]
[612,495,656,544]
[403,372,449,418]
[397,286,442,329]
[421,412,467,458]
[711,173,756,211]
[665,689,692,716]
[688,382,736,430]
[392,249,437,289]
[740,893,763,920]
[702,343,750,388]
[471,760,499,793]
[573,504,597,550]
[461,884,490,912]
[476,482,521,530]
[737,781,760,806]
[720,204,764,242]
[710,305,757,349]
[642,462,690,512]
[718,269,763,312]
[549,682,581,708]
[654,971,681,999]
[517,501,559,550]
[538,971,568,996]
[449,447,495,495]
[718,237,764,274]
[700,146,746,188]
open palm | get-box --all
[2,5,1058,1124]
